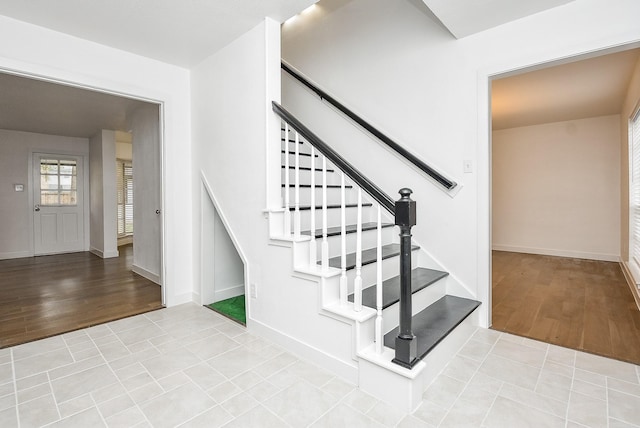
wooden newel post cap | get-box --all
[395,188,416,227]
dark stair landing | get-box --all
[384,295,481,362]
[322,243,419,270]
[348,267,448,310]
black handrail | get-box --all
[273,101,395,214]
[281,61,457,191]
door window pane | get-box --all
[39,158,78,206]
[41,175,59,190]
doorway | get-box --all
[0,70,165,345]
[489,47,640,363]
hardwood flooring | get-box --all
[492,251,640,364]
[0,245,163,348]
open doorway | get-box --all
[490,47,640,364]
[0,71,164,347]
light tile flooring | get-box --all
[1,304,640,427]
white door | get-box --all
[33,154,84,255]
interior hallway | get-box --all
[0,245,163,348]
[492,251,640,364]
[2,303,640,427]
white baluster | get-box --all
[375,205,383,353]
[283,124,291,237]
[309,146,317,267]
[294,132,301,239]
[353,187,363,312]
[321,156,329,272]
[339,172,347,305]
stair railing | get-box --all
[281,60,457,192]
[274,101,418,369]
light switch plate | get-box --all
[14,184,24,192]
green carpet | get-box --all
[207,295,246,325]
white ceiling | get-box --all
[421,0,575,38]
[0,0,317,68]
[0,72,151,138]
[492,48,640,130]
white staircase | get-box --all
[266,103,480,412]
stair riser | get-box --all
[282,187,360,206]
[282,169,342,186]
[281,153,318,168]
[293,206,378,231]
[309,226,396,259]
[328,248,420,292]
[381,278,447,334]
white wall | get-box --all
[0,129,89,259]
[191,19,275,306]
[192,17,360,381]
[89,129,118,258]
[0,14,192,306]
[282,0,640,325]
[492,115,621,261]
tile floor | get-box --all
[1,303,640,427]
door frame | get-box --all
[28,149,90,256]
[1,67,168,306]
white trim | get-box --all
[90,247,119,259]
[621,261,640,311]
[492,244,619,262]
[199,172,249,313]
[0,57,168,308]
[214,284,245,302]
[132,264,161,284]
[0,251,31,260]
[249,318,358,384]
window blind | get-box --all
[631,109,640,271]
[116,160,133,237]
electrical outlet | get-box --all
[250,283,257,298]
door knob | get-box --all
[34,205,40,212]
[155,209,161,215]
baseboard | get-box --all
[132,264,161,285]
[166,292,195,307]
[492,244,619,262]
[0,250,31,260]
[621,262,640,311]
[90,247,119,259]
[249,318,358,384]
[214,284,245,303]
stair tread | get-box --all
[348,267,448,310]
[282,184,353,189]
[384,295,481,361]
[322,243,419,270]
[292,203,373,211]
[303,222,394,238]
[281,150,318,157]
[282,166,335,172]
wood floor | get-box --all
[0,245,163,348]
[492,251,640,364]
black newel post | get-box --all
[393,188,418,369]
